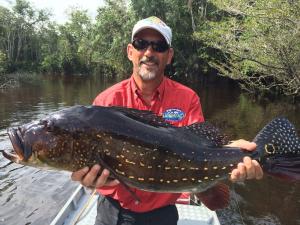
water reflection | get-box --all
[0,74,299,225]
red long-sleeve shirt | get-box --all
[93,75,204,212]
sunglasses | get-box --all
[132,39,169,53]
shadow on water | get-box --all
[0,73,299,225]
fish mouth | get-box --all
[6,127,25,162]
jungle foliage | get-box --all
[0,0,299,97]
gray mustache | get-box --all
[140,56,159,65]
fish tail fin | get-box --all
[253,117,300,181]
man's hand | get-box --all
[226,139,264,182]
[71,164,120,188]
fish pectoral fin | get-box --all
[195,182,230,211]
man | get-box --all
[71,16,263,225]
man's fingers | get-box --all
[244,157,255,179]
[253,160,264,180]
[226,139,257,151]
[81,164,100,187]
[230,169,240,182]
[105,178,120,187]
[230,158,264,182]
[237,162,247,180]
[94,169,110,188]
[71,167,89,181]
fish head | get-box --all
[5,115,73,169]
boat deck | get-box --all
[50,185,220,225]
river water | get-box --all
[0,74,299,225]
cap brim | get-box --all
[132,25,171,46]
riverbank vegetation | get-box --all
[0,0,299,98]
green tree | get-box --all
[193,0,300,97]
[91,0,135,75]
[0,0,50,72]
[57,8,92,74]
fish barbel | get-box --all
[3,106,300,194]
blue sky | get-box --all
[0,0,105,23]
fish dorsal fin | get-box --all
[182,122,229,147]
[111,106,172,128]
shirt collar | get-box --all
[130,75,166,101]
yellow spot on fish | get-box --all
[222,166,226,170]
[160,179,164,182]
[165,167,171,170]
[204,177,209,180]
[147,166,153,169]
[173,180,178,183]
[213,166,218,170]
[182,178,188,181]
[204,167,208,171]
[138,178,144,181]
[198,180,202,183]
[140,162,145,167]
[120,155,125,158]
[181,168,186,171]
[215,175,220,178]
[166,180,170,183]
[149,178,155,181]
[116,169,125,175]
[152,156,156,160]
[125,159,135,165]
[129,176,135,179]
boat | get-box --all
[50,185,220,225]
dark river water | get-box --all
[0,74,299,225]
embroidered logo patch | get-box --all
[162,109,185,122]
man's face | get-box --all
[127,29,174,81]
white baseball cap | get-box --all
[131,16,172,46]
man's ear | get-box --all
[127,44,133,61]
[167,48,174,65]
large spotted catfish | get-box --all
[2,106,300,208]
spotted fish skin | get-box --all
[4,106,300,193]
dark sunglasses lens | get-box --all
[132,39,169,52]
[132,39,149,50]
[152,41,169,52]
